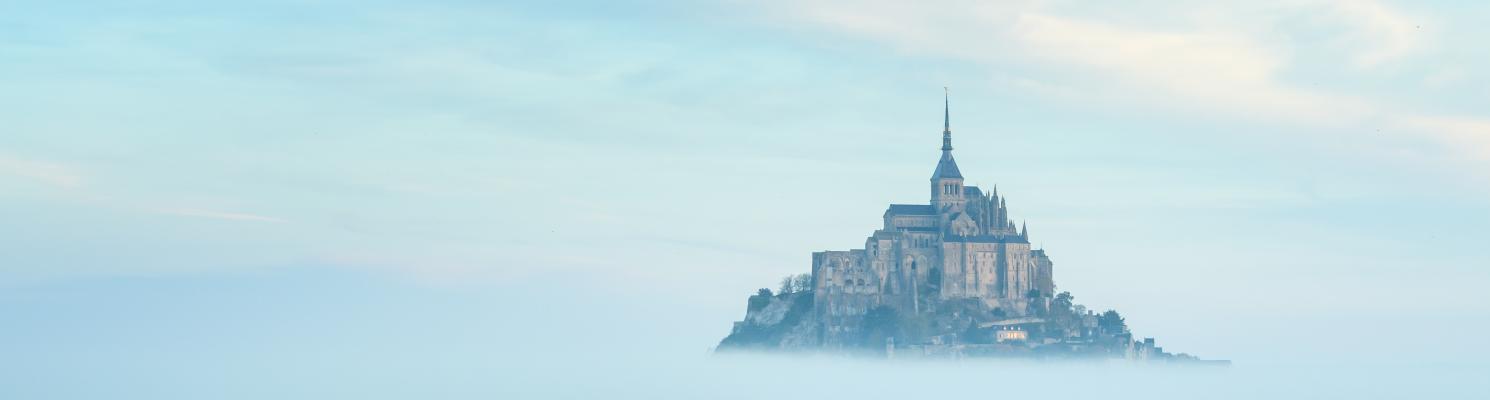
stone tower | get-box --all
[930,89,965,214]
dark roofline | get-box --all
[944,234,1031,244]
[884,204,936,216]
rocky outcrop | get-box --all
[717,292,816,351]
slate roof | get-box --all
[932,152,962,179]
[885,204,936,215]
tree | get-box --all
[1044,291,1078,335]
[779,273,815,294]
[792,273,813,293]
[1055,291,1074,304]
[1051,292,1075,319]
[747,288,773,312]
[1098,310,1128,334]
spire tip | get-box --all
[941,87,952,151]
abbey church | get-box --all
[810,94,1054,335]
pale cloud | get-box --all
[1005,12,1371,122]
[1423,66,1466,88]
[747,0,1490,167]
[1398,115,1490,162]
[156,208,287,223]
[752,1,1379,121]
[1325,0,1423,68]
[0,156,83,188]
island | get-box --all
[718,92,1226,365]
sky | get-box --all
[3,0,1490,398]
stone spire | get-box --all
[942,87,952,151]
[930,88,966,212]
[931,88,962,180]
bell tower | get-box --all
[931,88,965,213]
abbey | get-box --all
[718,94,1216,363]
[811,94,1053,333]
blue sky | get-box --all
[3,0,1490,397]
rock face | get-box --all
[718,292,817,351]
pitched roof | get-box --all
[963,185,982,197]
[932,151,963,179]
[885,204,936,215]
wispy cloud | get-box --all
[1005,12,1367,121]
[0,156,83,188]
[1328,0,1423,68]
[156,208,288,223]
[748,0,1490,166]
[1399,115,1490,162]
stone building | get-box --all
[811,93,1055,334]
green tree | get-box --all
[1098,310,1127,334]
[747,288,773,312]
[1044,291,1077,335]
[1053,292,1074,311]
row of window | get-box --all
[836,279,867,286]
